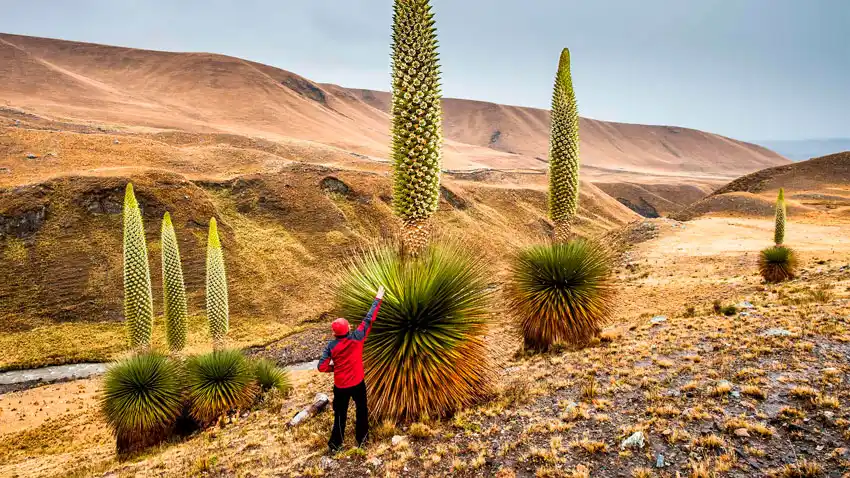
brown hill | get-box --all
[673,151,850,220]
[0,157,636,370]
[1,32,788,182]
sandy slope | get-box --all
[674,151,850,220]
[3,216,850,477]
[1,32,788,184]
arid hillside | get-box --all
[0,32,788,182]
[674,151,850,221]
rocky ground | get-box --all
[1,216,850,477]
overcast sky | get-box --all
[1,0,848,141]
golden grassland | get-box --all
[0,161,634,371]
[2,216,850,477]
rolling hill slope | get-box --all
[673,151,850,220]
[1,32,789,182]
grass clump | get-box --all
[185,349,257,424]
[507,239,614,351]
[253,358,292,395]
[336,243,492,421]
[759,246,797,283]
[100,352,183,453]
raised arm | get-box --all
[351,286,385,341]
[317,340,335,373]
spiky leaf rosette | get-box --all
[759,245,797,283]
[253,358,293,395]
[123,183,153,349]
[337,243,493,421]
[774,188,787,246]
[206,218,229,348]
[185,349,257,425]
[161,212,188,353]
[548,48,580,242]
[101,352,183,453]
[390,0,443,255]
[507,239,614,351]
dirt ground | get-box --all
[2,215,849,477]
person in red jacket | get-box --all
[318,285,384,451]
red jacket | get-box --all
[318,298,382,389]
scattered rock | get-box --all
[620,431,646,450]
[320,176,350,196]
[734,428,750,437]
[650,316,668,325]
[0,205,48,239]
[440,186,468,210]
[319,456,337,470]
[25,153,38,159]
[391,435,408,447]
[761,328,792,337]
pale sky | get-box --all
[1,0,848,141]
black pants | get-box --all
[328,380,368,450]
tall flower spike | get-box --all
[161,212,188,353]
[774,188,786,246]
[390,0,443,255]
[548,48,580,242]
[206,217,229,347]
[123,183,153,349]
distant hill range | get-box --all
[673,151,850,221]
[0,32,789,183]
[754,139,850,162]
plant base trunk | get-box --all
[401,219,431,257]
[553,220,573,243]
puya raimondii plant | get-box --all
[390,0,443,256]
[161,212,188,353]
[123,183,153,349]
[760,188,796,283]
[507,49,615,351]
[206,217,229,348]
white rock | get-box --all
[761,328,792,337]
[650,316,668,325]
[620,431,646,450]
[391,435,408,447]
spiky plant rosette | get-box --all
[507,239,614,351]
[161,212,188,353]
[185,349,256,424]
[759,245,797,283]
[253,358,293,395]
[390,0,443,254]
[101,352,183,453]
[336,243,493,421]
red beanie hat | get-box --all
[331,318,350,336]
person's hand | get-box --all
[376,285,386,300]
